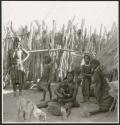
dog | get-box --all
[17,96,47,122]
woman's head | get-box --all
[13,37,21,48]
[66,71,74,82]
[84,54,91,64]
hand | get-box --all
[67,94,71,97]
[47,49,50,53]
[58,48,62,53]
[22,59,26,63]
[59,93,64,98]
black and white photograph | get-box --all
[2,1,119,123]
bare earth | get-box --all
[3,85,118,123]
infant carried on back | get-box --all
[57,80,73,100]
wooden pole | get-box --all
[28,48,83,53]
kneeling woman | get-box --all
[86,59,114,116]
[54,71,80,117]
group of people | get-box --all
[6,36,114,118]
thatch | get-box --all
[96,31,118,73]
[3,20,118,82]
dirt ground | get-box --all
[2,84,118,123]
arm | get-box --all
[7,49,12,68]
[63,92,71,97]
[22,48,30,62]
[6,50,12,75]
[63,83,78,103]
[94,72,102,101]
[83,73,92,77]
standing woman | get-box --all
[81,53,92,102]
[7,37,29,96]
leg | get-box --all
[88,108,109,116]
[41,89,46,101]
[19,82,23,96]
[86,79,91,102]
[48,84,52,100]
[18,71,25,95]
[12,82,17,97]
[17,108,21,121]
[23,111,26,120]
[73,100,80,107]
[44,115,47,122]
[64,102,73,117]
[86,97,90,102]
[109,98,116,112]
[11,68,17,96]
[81,81,86,103]
[81,96,86,103]
[43,114,47,122]
[37,102,48,108]
[61,106,67,120]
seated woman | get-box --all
[54,71,80,117]
[85,59,114,116]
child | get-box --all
[38,55,53,101]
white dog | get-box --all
[17,96,47,122]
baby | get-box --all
[57,80,72,101]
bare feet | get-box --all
[61,107,67,120]
[67,110,71,117]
